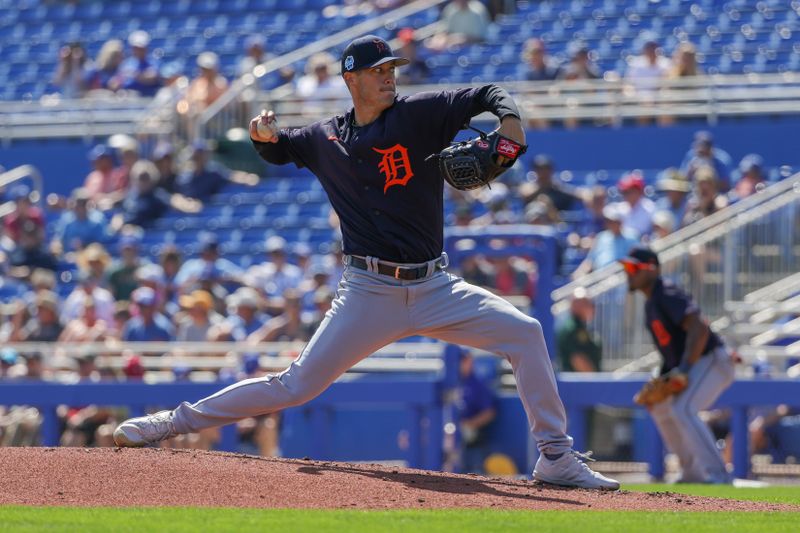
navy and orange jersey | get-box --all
[645,277,722,374]
[252,85,520,263]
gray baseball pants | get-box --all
[650,346,735,482]
[171,256,574,455]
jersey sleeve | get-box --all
[252,125,318,169]
[404,84,519,146]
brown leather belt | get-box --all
[348,255,446,280]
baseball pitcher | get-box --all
[114,35,619,490]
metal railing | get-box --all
[1,68,799,142]
[552,171,800,370]
[236,71,800,130]
[0,165,42,218]
[192,0,447,140]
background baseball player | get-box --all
[621,246,735,483]
[114,35,619,490]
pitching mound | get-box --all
[0,448,790,511]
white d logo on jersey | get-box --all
[344,55,355,71]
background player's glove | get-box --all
[427,124,527,191]
[633,370,689,406]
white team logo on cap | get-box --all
[344,55,355,71]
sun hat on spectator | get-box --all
[136,264,165,285]
[196,51,220,71]
[656,168,690,193]
[230,287,260,309]
[35,291,60,312]
[152,141,174,161]
[265,235,287,254]
[179,290,213,311]
[131,286,157,307]
[602,203,624,222]
[128,30,151,49]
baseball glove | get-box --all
[427,124,527,191]
[634,370,689,406]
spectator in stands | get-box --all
[429,0,491,50]
[668,42,702,79]
[573,185,608,246]
[109,134,140,194]
[123,287,174,342]
[107,235,144,302]
[558,42,600,81]
[84,39,124,93]
[10,291,63,343]
[680,131,733,191]
[458,351,497,474]
[470,184,518,226]
[655,168,691,229]
[616,173,656,237]
[518,155,580,213]
[76,244,112,290]
[63,270,115,325]
[59,297,110,343]
[121,353,146,381]
[303,286,335,334]
[625,38,671,124]
[175,233,243,291]
[244,236,303,298]
[52,188,108,256]
[521,38,561,81]
[729,154,767,203]
[295,52,349,110]
[110,301,132,341]
[210,287,267,342]
[0,347,18,379]
[159,245,182,307]
[119,31,162,97]
[571,203,639,280]
[83,144,127,210]
[152,141,178,193]
[298,260,333,311]
[5,186,58,272]
[52,42,88,98]
[238,35,272,76]
[176,290,220,342]
[650,210,677,241]
[682,166,728,227]
[248,290,310,342]
[557,290,601,372]
[395,28,431,85]
[625,38,671,93]
[174,140,259,203]
[116,159,201,229]
[185,51,228,115]
[136,263,167,314]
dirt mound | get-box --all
[0,448,791,511]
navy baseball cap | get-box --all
[621,246,660,266]
[340,35,409,74]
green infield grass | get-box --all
[623,483,800,505]
[0,502,798,533]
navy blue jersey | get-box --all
[645,277,722,373]
[253,85,519,263]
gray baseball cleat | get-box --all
[113,410,178,447]
[532,450,620,490]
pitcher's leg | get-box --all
[174,291,409,433]
[115,269,410,446]
[415,274,570,455]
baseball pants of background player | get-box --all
[649,346,735,482]
[171,255,574,456]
